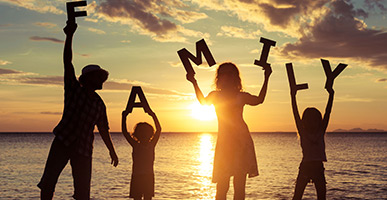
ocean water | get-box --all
[0,132,386,200]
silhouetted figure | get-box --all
[187,62,271,200]
[122,109,161,200]
[37,22,119,200]
[290,82,334,200]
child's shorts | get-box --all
[296,161,326,184]
[129,173,155,198]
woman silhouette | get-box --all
[187,62,271,199]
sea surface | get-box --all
[1,132,386,200]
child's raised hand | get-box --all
[186,73,197,84]
[326,86,335,94]
[264,65,272,78]
[147,109,156,117]
[63,21,77,36]
[122,110,130,117]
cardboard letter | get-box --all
[254,37,276,69]
[321,59,347,89]
[66,1,87,23]
[177,39,216,75]
[125,86,151,113]
[286,63,309,92]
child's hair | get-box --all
[301,107,323,131]
[132,122,155,143]
[215,62,242,92]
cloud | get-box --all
[88,27,106,35]
[84,18,99,23]
[280,0,387,70]
[0,68,20,75]
[34,22,57,28]
[121,40,131,43]
[0,68,188,96]
[29,36,64,43]
[217,26,261,39]
[104,80,187,96]
[18,75,63,85]
[75,53,91,58]
[0,0,64,15]
[92,0,208,42]
[191,0,330,37]
[0,59,12,66]
[376,78,387,82]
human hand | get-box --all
[147,109,156,117]
[63,21,77,35]
[122,110,129,117]
[264,65,272,78]
[290,87,297,96]
[110,151,119,167]
[186,73,197,84]
[326,86,334,94]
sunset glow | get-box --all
[189,102,217,121]
[0,0,386,132]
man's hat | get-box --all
[81,64,104,76]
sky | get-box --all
[0,0,386,132]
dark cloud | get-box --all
[280,0,387,70]
[0,68,21,75]
[365,0,387,12]
[97,0,177,36]
[30,36,63,43]
[376,78,387,82]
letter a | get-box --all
[286,63,309,92]
[177,39,216,76]
[321,59,347,89]
[66,1,87,23]
[125,86,151,113]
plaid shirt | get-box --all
[53,73,109,157]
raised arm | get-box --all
[63,22,78,85]
[290,88,303,133]
[121,110,137,147]
[186,74,209,105]
[322,87,334,132]
[149,110,162,146]
[244,66,272,106]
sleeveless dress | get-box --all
[207,91,259,183]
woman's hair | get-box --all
[132,122,154,142]
[79,68,109,86]
[301,107,323,131]
[215,62,242,91]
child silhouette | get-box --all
[290,82,334,200]
[122,110,161,200]
[187,62,271,200]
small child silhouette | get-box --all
[122,110,161,200]
[290,81,335,200]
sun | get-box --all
[189,102,217,121]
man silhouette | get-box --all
[37,22,119,200]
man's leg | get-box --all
[38,138,70,200]
[70,152,92,200]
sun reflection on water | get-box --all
[194,133,216,199]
